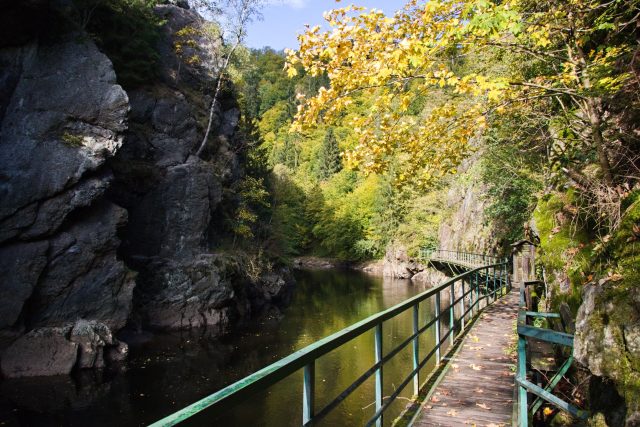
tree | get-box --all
[286,0,639,189]
[193,0,265,157]
[317,128,342,180]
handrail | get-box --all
[419,248,501,266]
[516,282,588,425]
[150,255,510,427]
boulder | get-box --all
[248,267,294,311]
[411,268,448,286]
[1,326,77,378]
[383,246,424,279]
[1,320,127,378]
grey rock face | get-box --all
[0,37,128,235]
[0,31,133,373]
[108,5,254,334]
[383,246,424,279]
[28,202,135,331]
[0,241,48,329]
[133,255,235,331]
[153,4,221,86]
[124,157,221,260]
[574,283,640,418]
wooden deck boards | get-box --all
[412,290,519,427]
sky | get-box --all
[245,0,407,50]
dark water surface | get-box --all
[1,269,441,427]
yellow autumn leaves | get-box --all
[284,0,515,187]
[285,0,632,188]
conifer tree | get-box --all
[317,128,342,180]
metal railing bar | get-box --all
[517,325,574,347]
[313,303,449,424]
[530,355,574,415]
[516,377,589,419]
[525,311,560,318]
[365,335,442,427]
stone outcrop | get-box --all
[574,283,640,424]
[1,320,126,378]
[0,31,133,342]
[438,168,495,254]
[410,268,448,285]
[108,4,261,333]
[383,245,424,279]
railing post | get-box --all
[518,333,528,426]
[374,323,383,427]
[460,278,466,330]
[485,268,489,306]
[449,282,455,344]
[470,272,476,317]
[303,361,315,425]
[492,267,497,301]
[435,292,441,364]
[412,304,419,396]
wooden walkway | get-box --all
[412,289,519,427]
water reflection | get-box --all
[0,269,439,427]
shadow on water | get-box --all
[0,269,439,427]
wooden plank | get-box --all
[412,289,519,427]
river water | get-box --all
[0,269,443,427]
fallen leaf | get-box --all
[609,273,623,282]
[470,364,483,371]
[431,396,440,402]
[446,409,458,417]
[476,403,491,410]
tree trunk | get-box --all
[585,98,614,186]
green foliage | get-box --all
[60,132,84,147]
[482,143,543,245]
[534,191,595,313]
[77,0,163,88]
[231,175,270,240]
[316,128,342,180]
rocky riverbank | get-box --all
[0,1,292,378]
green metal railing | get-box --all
[516,280,588,425]
[419,248,501,266]
[149,255,511,427]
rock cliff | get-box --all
[0,1,292,378]
[437,160,498,254]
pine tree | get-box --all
[317,128,342,180]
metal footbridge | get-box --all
[149,247,584,426]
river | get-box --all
[0,269,442,427]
